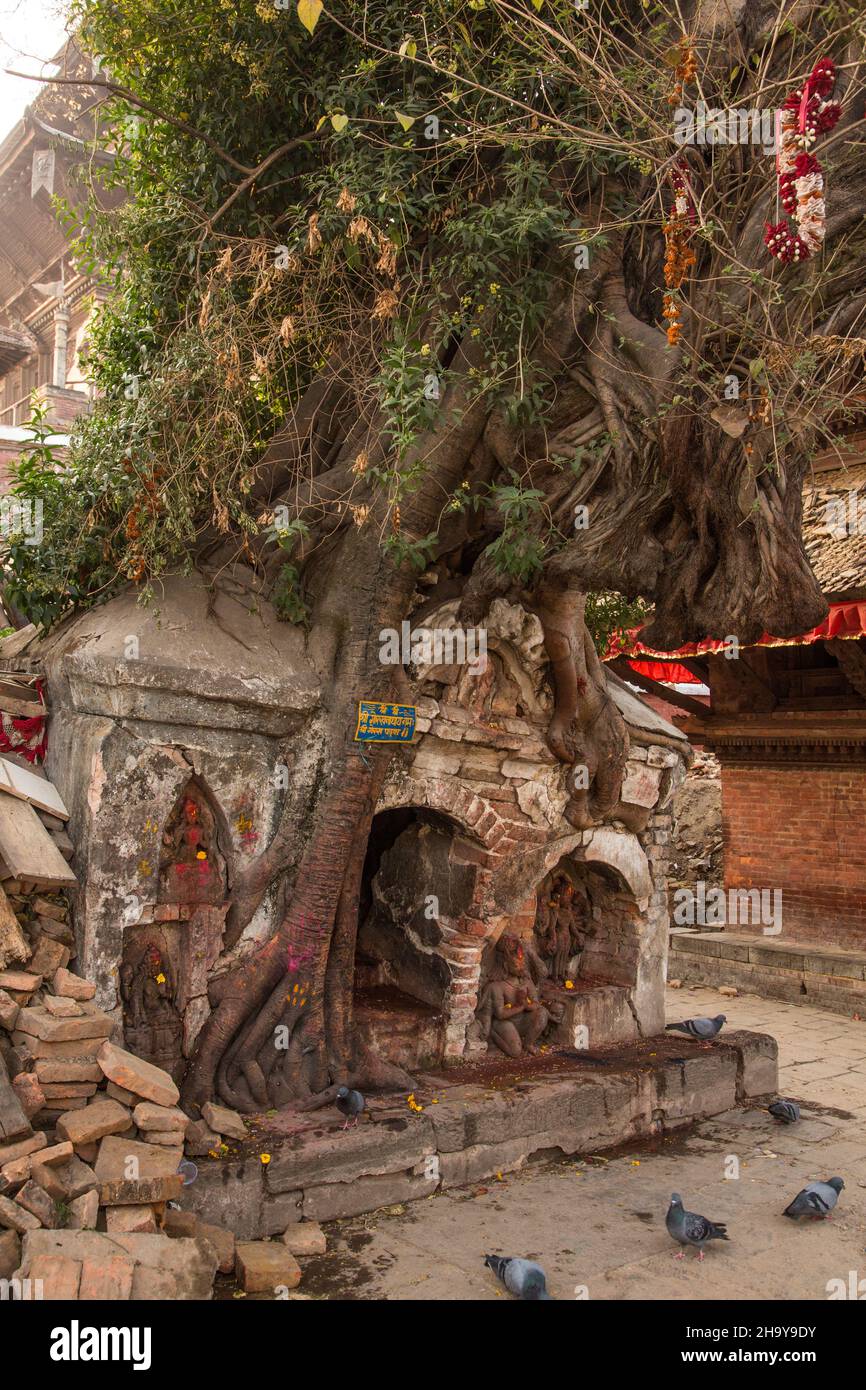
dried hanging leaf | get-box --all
[306,212,322,253]
[297,0,323,36]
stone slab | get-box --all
[97,1041,179,1108]
[235,1241,301,1293]
[177,1030,776,1237]
[56,1099,131,1146]
[13,1006,113,1043]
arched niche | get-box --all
[354,806,484,1070]
[121,778,229,1085]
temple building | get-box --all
[0,40,115,483]
[612,446,866,1015]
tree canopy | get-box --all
[7,0,864,649]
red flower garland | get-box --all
[764,58,842,265]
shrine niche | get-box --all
[473,855,645,1057]
[353,807,483,1070]
[158,783,227,905]
[121,780,229,1086]
[120,930,185,1083]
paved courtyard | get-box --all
[300,985,866,1300]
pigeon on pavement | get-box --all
[783,1177,844,1220]
[665,1014,726,1040]
[335,1085,365,1129]
[768,1099,800,1125]
[484,1255,552,1300]
[666,1193,729,1260]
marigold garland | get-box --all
[667,35,697,107]
[662,167,696,347]
[764,58,842,265]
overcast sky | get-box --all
[0,0,69,140]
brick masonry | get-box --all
[380,696,684,1056]
[720,761,866,951]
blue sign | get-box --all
[355,701,417,743]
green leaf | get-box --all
[297,0,323,36]
[749,358,766,378]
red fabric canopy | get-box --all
[606,599,866,685]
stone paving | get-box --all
[299,985,866,1300]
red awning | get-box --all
[607,599,866,684]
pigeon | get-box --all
[768,1099,800,1125]
[666,1193,729,1261]
[484,1255,552,1300]
[665,1014,726,1040]
[335,1085,365,1129]
[783,1177,844,1220]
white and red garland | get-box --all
[764,58,842,265]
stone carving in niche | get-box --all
[120,931,185,1083]
[475,934,551,1058]
[533,872,595,985]
[159,785,226,906]
[121,781,229,1085]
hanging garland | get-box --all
[662,165,696,347]
[764,58,842,265]
[662,37,698,347]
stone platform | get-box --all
[181,1030,777,1238]
[670,929,866,1016]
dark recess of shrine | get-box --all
[354,806,483,1071]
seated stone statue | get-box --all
[477,933,550,1058]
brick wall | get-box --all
[720,760,866,950]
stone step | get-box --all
[179,1029,777,1236]
[669,930,866,1015]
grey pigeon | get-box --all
[335,1085,365,1129]
[666,1193,729,1261]
[783,1177,844,1220]
[484,1254,552,1300]
[768,1099,800,1125]
[665,1014,726,1040]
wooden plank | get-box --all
[0,880,29,969]
[0,677,43,717]
[0,1048,31,1143]
[608,656,710,718]
[0,794,77,887]
[0,625,38,659]
[0,694,44,717]
[0,758,68,820]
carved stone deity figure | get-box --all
[533,874,594,984]
[120,940,185,1083]
[476,933,550,1058]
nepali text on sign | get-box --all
[355,701,417,743]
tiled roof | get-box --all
[803,460,866,595]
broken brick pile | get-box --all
[0,891,323,1298]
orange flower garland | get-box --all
[662,168,696,347]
